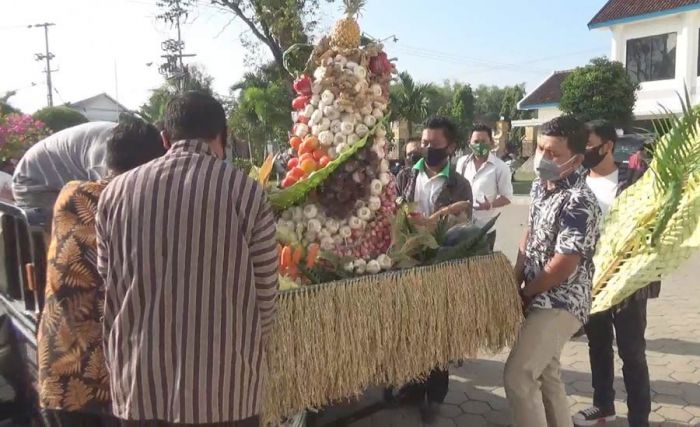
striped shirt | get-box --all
[95,140,278,423]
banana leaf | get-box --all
[591,91,700,313]
[268,119,386,211]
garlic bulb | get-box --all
[310,94,320,107]
[327,147,337,159]
[344,262,355,272]
[354,80,369,93]
[333,235,344,246]
[354,259,367,274]
[355,123,369,137]
[321,90,335,104]
[368,196,381,211]
[340,113,356,125]
[320,237,335,251]
[370,179,383,196]
[372,108,384,119]
[363,115,377,127]
[379,172,392,186]
[311,125,322,136]
[310,109,323,125]
[313,67,326,80]
[335,143,347,153]
[354,66,368,79]
[311,82,322,94]
[375,125,387,137]
[366,260,381,275]
[349,216,363,229]
[294,123,309,138]
[307,218,322,234]
[303,104,315,119]
[373,101,388,110]
[357,206,372,221]
[320,117,331,131]
[370,84,383,97]
[334,54,348,67]
[318,130,334,146]
[341,121,355,136]
[326,218,340,234]
[347,134,360,144]
[380,159,390,172]
[360,104,373,115]
[333,133,346,146]
[324,106,340,120]
[330,120,342,134]
[339,226,352,238]
[292,206,304,222]
[345,61,359,69]
[377,254,393,270]
[303,204,318,219]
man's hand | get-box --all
[474,196,492,211]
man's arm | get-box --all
[514,228,529,286]
[522,253,581,297]
[250,195,279,343]
[494,161,514,208]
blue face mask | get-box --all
[534,150,576,182]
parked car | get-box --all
[614,134,654,166]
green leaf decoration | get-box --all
[269,119,387,211]
[430,214,499,265]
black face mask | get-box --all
[425,147,449,168]
[582,145,607,169]
[406,152,422,166]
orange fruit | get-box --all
[300,158,317,174]
[318,155,331,168]
[289,136,302,150]
[304,135,319,149]
[312,149,327,160]
[298,141,314,155]
[290,167,305,179]
[299,153,314,163]
[281,176,296,188]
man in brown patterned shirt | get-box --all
[38,116,165,427]
[96,92,278,426]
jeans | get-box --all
[585,296,651,427]
[504,308,582,427]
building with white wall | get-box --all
[68,93,129,122]
[518,0,700,128]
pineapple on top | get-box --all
[330,0,364,50]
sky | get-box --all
[1,0,612,114]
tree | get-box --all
[140,65,215,122]
[1,91,21,117]
[474,85,507,123]
[560,57,639,127]
[207,0,333,75]
[389,71,436,138]
[33,107,88,132]
[500,84,528,121]
[449,84,475,142]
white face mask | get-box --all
[533,150,576,182]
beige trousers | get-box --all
[504,308,582,427]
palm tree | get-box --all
[390,72,436,139]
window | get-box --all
[626,32,677,83]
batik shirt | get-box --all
[525,169,601,324]
[38,180,111,414]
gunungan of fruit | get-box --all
[330,0,364,49]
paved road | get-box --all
[319,203,700,426]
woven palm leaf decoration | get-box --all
[591,91,700,313]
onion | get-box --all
[370,84,383,97]
[370,179,383,196]
[321,90,335,104]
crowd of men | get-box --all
[6,91,656,427]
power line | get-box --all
[28,23,57,107]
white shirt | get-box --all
[586,169,619,216]
[414,168,447,216]
[456,153,513,224]
[12,122,116,197]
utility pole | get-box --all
[29,22,56,107]
[157,0,195,93]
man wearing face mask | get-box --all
[573,120,659,427]
[505,115,601,427]
[456,123,513,226]
[404,138,423,168]
[394,116,472,422]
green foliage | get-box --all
[449,85,475,142]
[139,65,215,122]
[32,106,88,132]
[389,71,437,138]
[1,91,21,117]
[560,57,639,127]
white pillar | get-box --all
[610,26,624,62]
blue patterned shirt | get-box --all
[525,169,601,324]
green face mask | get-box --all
[471,142,491,158]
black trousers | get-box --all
[585,296,651,427]
[399,368,449,405]
[41,409,120,427]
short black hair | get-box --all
[541,115,587,154]
[585,119,617,145]
[471,123,493,140]
[163,91,227,142]
[424,116,458,145]
[106,115,165,173]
